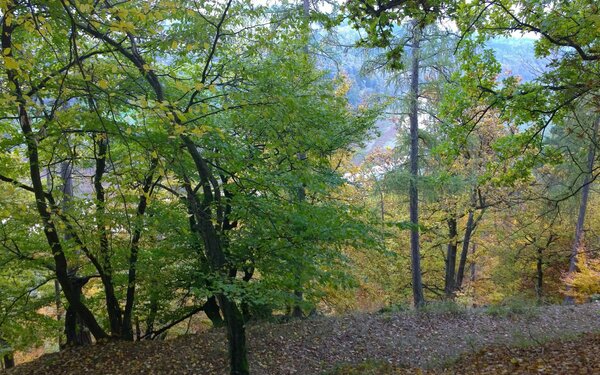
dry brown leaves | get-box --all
[3,303,600,374]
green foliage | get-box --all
[0,0,379,355]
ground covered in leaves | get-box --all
[4,303,600,374]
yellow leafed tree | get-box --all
[563,249,600,303]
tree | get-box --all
[343,0,444,307]
[0,1,376,372]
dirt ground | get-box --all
[4,303,600,374]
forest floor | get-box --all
[3,302,600,374]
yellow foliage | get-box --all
[562,250,600,302]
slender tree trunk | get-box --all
[145,295,158,337]
[565,116,599,304]
[469,243,477,282]
[78,7,246,369]
[54,279,63,347]
[122,156,158,340]
[536,247,543,302]
[444,216,457,297]
[408,20,425,308]
[455,210,475,290]
[92,134,126,338]
[135,316,141,341]
[377,181,387,251]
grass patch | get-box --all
[485,297,538,318]
[325,360,402,375]
[378,303,412,314]
[420,300,466,316]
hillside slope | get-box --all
[4,303,599,375]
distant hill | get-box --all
[324,35,542,160]
[487,37,542,82]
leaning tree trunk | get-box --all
[408,20,425,308]
[564,116,599,304]
[455,209,475,290]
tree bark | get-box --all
[183,176,248,375]
[218,295,248,375]
[64,275,92,347]
[0,338,14,369]
[54,279,63,347]
[122,156,158,340]
[408,20,425,308]
[2,353,14,370]
[469,243,477,282]
[565,116,599,304]
[455,209,475,290]
[444,216,457,297]
[204,296,225,327]
[92,134,125,338]
[60,162,92,347]
[536,247,543,302]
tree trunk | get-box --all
[54,279,64,348]
[455,209,475,290]
[60,162,92,347]
[183,175,249,375]
[444,216,457,297]
[408,20,425,308]
[0,338,14,369]
[204,296,225,327]
[78,10,247,369]
[218,295,248,375]
[469,243,477,282]
[536,247,543,302]
[565,116,599,304]
[64,276,92,347]
[2,354,14,370]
